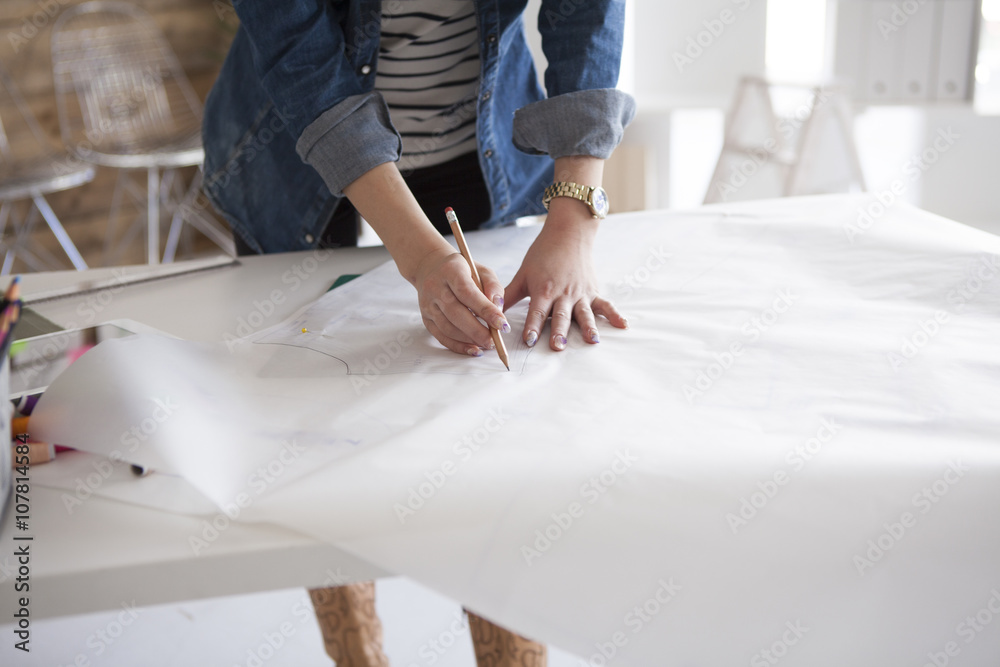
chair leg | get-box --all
[2,199,69,274]
[162,212,183,264]
[163,168,237,263]
[162,169,188,263]
[147,166,160,264]
[308,582,390,667]
[162,168,186,264]
[104,168,127,266]
[33,195,88,271]
[467,610,547,667]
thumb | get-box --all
[502,271,529,312]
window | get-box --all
[976,0,1000,113]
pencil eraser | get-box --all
[445,207,454,214]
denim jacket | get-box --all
[202,0,635,253]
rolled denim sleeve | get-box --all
[512,0,634,159]
[296,92,402,196]
[233,0,398,195]
[512,88,635,159]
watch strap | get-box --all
[543,182,595,210]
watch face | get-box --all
[592,187,609,217]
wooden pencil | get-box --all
[444,207,510,370]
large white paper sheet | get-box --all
[32,196,1000,665]
[249,257,538,375]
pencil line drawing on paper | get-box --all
[250,262,536,376]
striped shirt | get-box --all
[376,0,481,172]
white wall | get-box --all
[622,0,768,209]
[918,109,1000,232]
[522,1,999,230]
[631,0,767,107]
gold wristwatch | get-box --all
[542,182,610,219]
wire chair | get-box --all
[0,61,95,275]
[51,1,233,265]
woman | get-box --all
[203,0,633,663]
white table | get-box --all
[1,248,394,619]
[5,196,1000,666]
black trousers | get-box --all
[234,151,491,255]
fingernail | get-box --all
[485,341,495,351]
[467,347,483,357]
[526,330,538,347]
[493,295,504,307]
[621,317,630,330]
[590,329,600,343]
[553,334,567,351]
[494,317,510,333]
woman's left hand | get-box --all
[503,199,628,350]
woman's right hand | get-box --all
[411,246,509,357]
[342,162,508,356]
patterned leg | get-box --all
[308,582,390,666]
[467,610,548,667]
